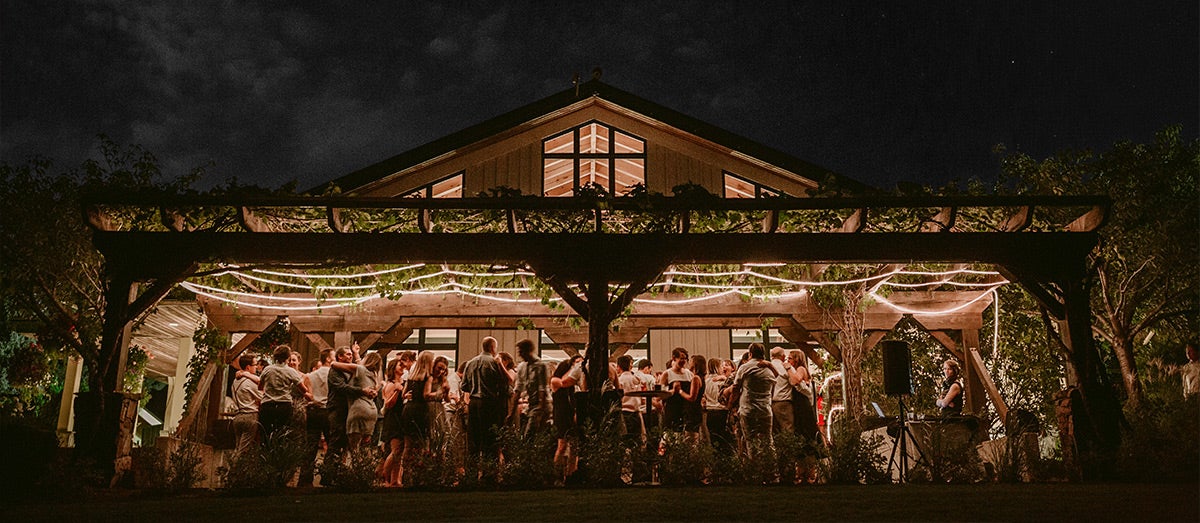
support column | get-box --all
[961,329,987,415]
[163,336,195,434]
[56,355,84,447]
[1059,273,1121,479]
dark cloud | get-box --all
[2,1,1196,190]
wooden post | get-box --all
[56,355,84,447]
[961,329,988,415]
[162,336,194,434]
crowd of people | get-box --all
[225,337,827,487]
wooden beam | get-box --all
[1001,206,1033,232]
[327,207,350,233]
[841,208,867,233]
[920,207,957,232]
[93,231,1101,282]
[962,329,987,415]
[775,318,826,368]
[862,331,888,352]
[809,331,842,362]
[926,330,965,360]
[1065,204,1108,233]
[225,332,262,364]
[304,332,332,350]
[356,332,384,351]
[968,347,1008,422]
[237,206,269,232]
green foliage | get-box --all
[0,331,64,416]
[183,324,228,413]
[496,426,557,488]
[819,420,889,484]
[1116,393,1200,482]
[998,126,1199,404]
[134,441,207,490]
[317,445,383,492]
[573,419,628,487]
[403,422,466,489]
[657,431,713,485]
[0,138,203,397]
[123,345,151,393]
[220,429,309,490]
[0,414,61,496]
[907,425,984,484]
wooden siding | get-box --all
[457,329,540,360]
[648,329,730,367]
[358,102,819,198]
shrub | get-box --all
[134,440,206,490]
[573,420,628,487]
[819,420,888,484]
[497,426,556,488]
[220,429,308,491]
[657,431,714,486]
[406,422,465,489]
[1117,395,1200,482]
[908,424,983,484]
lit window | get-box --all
[724,172,783,198]
[403,173,463,198]
[543,122,645,196]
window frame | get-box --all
[542,121,646,196]
[723,171,785,199]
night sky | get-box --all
[2,1,1196,191]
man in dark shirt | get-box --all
[461,336,511,473]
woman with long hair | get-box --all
[937,359,964,416]
[658,347,698,434]
[686,354,707,439]
[703,357,732,454]
[399,351,438,486]
[379,357,407,486]
[428,356,453,436]
[550,356,581,483]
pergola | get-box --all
[80,192,1119,479]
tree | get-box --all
[998,126,1199,406]
[0,139,198,476]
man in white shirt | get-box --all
[299,348,332,487]
[258,344,308,443]
[769,347,795,435]
[1182,342,1200,397]
[733,343,778,454]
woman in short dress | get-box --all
[400,351,438,486]
[379,357,407,486]
[334,352,381,452]
[659,347,698,434]
[550,357,581,482]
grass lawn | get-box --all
[5,483,1197,522]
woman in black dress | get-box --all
[400,351,437,486]
[937,359,964,416]
[550,357,581,482]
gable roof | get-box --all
[311,79,873,195]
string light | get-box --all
[867,285,1002,315]
[252,264,427,279]
[186,265,1007,315]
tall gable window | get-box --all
[403,173,463,198]
[543,122,645,196]
[724,172,783,198]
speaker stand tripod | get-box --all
[886,398,926,483]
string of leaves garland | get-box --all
[122,344,151,394]
[181,322,227,414]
